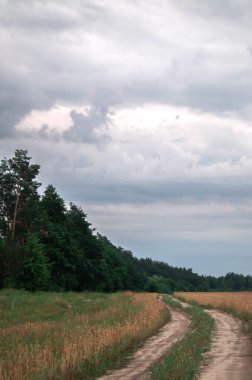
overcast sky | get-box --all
[1,0,252,276]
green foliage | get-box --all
[15,233,51,291]
[41,184,66,223]
[0,149,40,244]
[146,275,173,293]
[1,149,252,293]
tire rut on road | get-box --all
[197,309,252,380]
[97,306,190,380]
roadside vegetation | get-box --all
[162,294,183,309]
[0,289,169,380]
[150,296,214,380]
[175,292,252,342]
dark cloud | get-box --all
[0,77,33,137]
[175,0,252,22]
[1,0,252,140]
[60,176,252,205]
[63,105,111,144]
[0,0,80,31]
[184,82,252,113]
[12,105,111,145]
[35,125,61,141]
[0,58,54,137]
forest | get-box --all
[0,149,252,293]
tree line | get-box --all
[0,149,251,292]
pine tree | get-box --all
[0,149,40,244]
[16,233,51,291]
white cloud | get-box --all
[16,104,73,132]
[13,101,252,186]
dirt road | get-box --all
[197,309,252,380]
[98,299,252,380]
[97,306,190,380]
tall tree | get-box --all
[40,185,72,289]
[15,233,51,291]
[41,185,66,224]
[66,203,104,290]
[0,149,40,244]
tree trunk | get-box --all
[11,173,21,244]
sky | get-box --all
[1,0,252,276]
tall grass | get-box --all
[150,296,213,380]
[0,289,169,380]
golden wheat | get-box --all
[0,292,168,380]
[174,292,252,316]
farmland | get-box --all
[0,289,169,380]
[174,291,252,316]
[1,290,252,380]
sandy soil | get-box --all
[197,310,252,380]
[97,306,191,380]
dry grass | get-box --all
[0,290,169,380]
[174,292,252,316]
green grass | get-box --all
[0,288,116,328]
[162,295,183,309]
[150,298,214,380]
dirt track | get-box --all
[97,306,190,380]
[98,300,252,380]
[197,309,252,380]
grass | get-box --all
[162,295,183,309]
[0,289,114,328]
[0,289,170,380]
[150,296,214,380]
[175,291,252,342]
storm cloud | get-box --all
[63,105,111,144]
[1,0,252,134]
[1,0,252,275]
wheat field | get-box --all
[174,292,252,316]
[0,290,169,380]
